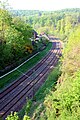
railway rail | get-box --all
[0,38,62,119]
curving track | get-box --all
[0,37,62,119]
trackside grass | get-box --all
[19,64,61,119]
[0,42,52,91]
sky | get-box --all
[1,0,80,11]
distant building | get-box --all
[40,32,49,40]
[33,30,38,39]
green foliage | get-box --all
[15,8,79,41]
[11,10,44,17]
[19,99,32,119]
[12,17,33,41]
[25,100,32,115]
[6,112,19,120]
[23,115,30,120]
[41,36,49,46]
[0,8,34,72]
[6,111,31,120]
[10,8,80,41]
[62,26,80,75]
[44,71,80,120]
[0,8,12,41]
[0,7,51,74]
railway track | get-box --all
[0,39,62,119]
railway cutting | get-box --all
[0,37,62,119]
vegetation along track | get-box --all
[0,37,62,119]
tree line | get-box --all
[12,8,80,41]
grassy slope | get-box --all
[0,42,52,91]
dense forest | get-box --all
[11,8,80,41]
[0,2,80,119]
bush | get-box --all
[6,112,19,120]
[6,112,31,120]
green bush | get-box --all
[6,112,19,120]
[6,112,31,120]
[23,115,30,120]
[44,71,80,120]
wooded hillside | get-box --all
[11,9,80,41]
